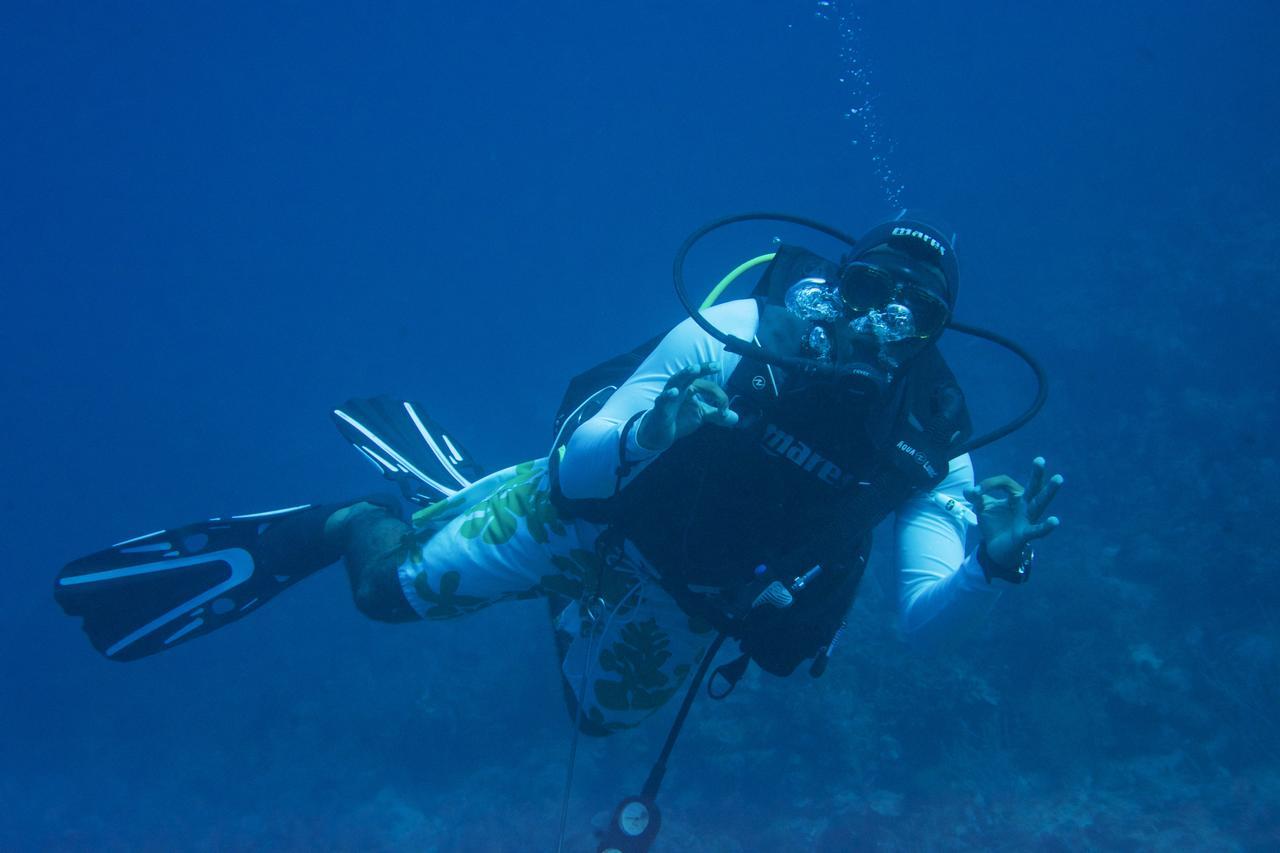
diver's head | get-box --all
[845,213,959,314]
[783,212,959,399]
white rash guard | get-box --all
[558,299,1002,641]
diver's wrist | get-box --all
[978,540,1033,585]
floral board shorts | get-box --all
[398,458,715,734]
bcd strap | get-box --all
[708,652,751,700]
[613,411,647,493]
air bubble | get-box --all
[815,0,903,208]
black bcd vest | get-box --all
[550,246,971,677]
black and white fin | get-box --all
[55,504,332,661]
[332,396,486,506]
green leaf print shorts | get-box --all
[398,458,715,733]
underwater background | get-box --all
[2,1,1277,849]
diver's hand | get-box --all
[963,457,1063,580]
[635,362,739,452]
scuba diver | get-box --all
[56,211,1062,851]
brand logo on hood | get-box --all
[891,227,947,256]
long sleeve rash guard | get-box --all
[558,300,1001,641]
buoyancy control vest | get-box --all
[550,246,972,677]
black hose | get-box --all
[641,632,727,799]
[948,321,1049,455]
[672,212,861,378]
[672,212,1050,446]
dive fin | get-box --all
[55,503,343,661]
[332,396,486,505]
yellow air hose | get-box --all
[699,252,776,310]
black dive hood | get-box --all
[849,215,959,309]
[824,213,958,399]
[672,211,1048,455]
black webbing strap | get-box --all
[613,411,647,494]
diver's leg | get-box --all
[332,459,583,623]
[398,460,579,620]
[330,461,717,732]
[326,501,420,623]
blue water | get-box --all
[3,1,1277,849]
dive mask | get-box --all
[839,260,950,341]
[781,258,951,352]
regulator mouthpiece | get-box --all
[849,303,918,344]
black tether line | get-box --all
[641,632,727,799]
